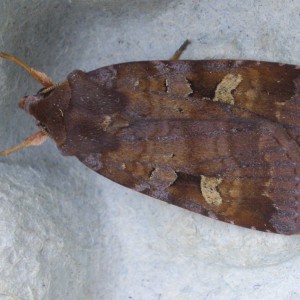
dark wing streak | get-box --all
[118,120,276,142]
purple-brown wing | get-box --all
[72,60,300,234]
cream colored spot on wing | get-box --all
[262,161,274,198]
[275,101,286,120]
[228,179,243,198]
[200,175,223,206]
[101,115,112,131]
[275,101,286,106]
[150,167,177,188]
[166,76,193,96]
[245,88,257,101]
[213,74,243,105]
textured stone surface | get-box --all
[0,0,299,299]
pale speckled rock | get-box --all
[0,0,299,299]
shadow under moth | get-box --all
[1,41,300,235]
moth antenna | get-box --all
[0,131,48,156]
[0,52,55,87]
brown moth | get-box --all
[1,41,300,235]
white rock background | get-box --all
[0,0,299,299]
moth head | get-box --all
[0,52,70,156]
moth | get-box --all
[1,41,300,235]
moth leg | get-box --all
[169,40,191,60]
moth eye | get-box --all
[38,122,50,134]
[37,85,56,96]
[37,87,45,94]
